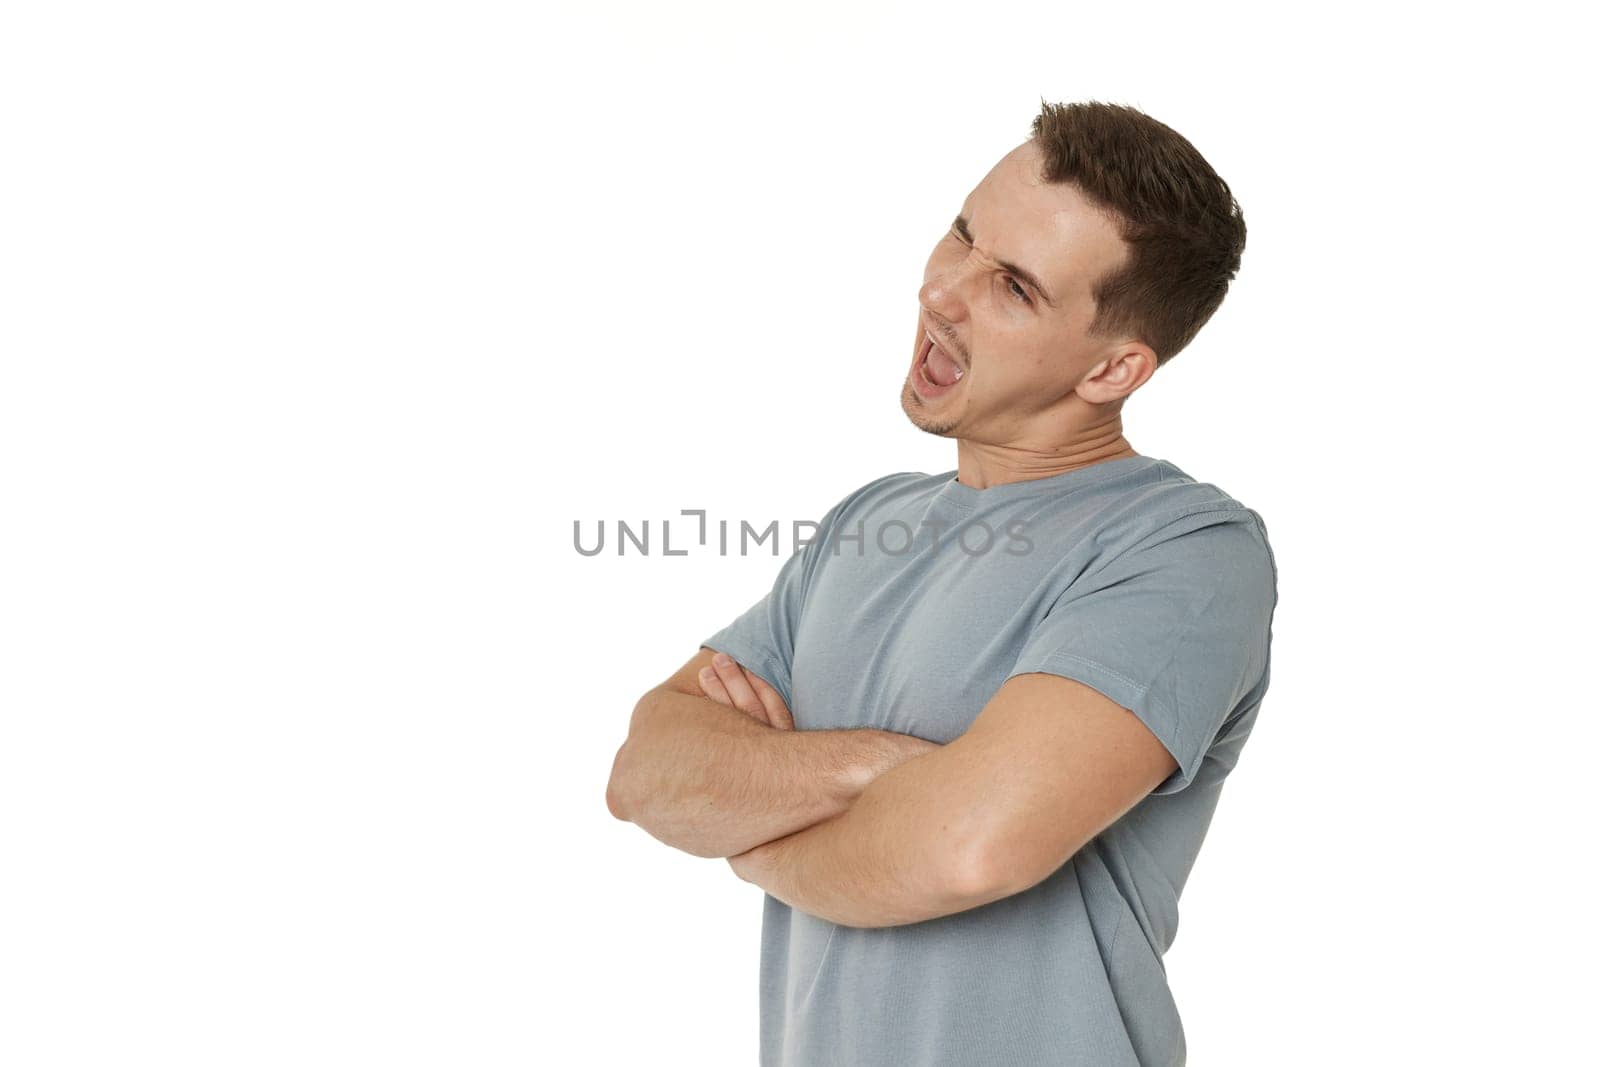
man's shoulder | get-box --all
[1113,458,1271,541]
[1014,459,1276,594]
[821,469,942,521]
[1103,464,1277,604]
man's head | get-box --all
[901,100,1245,444]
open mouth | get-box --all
[913,332,965,397]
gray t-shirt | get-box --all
[701,455,1279,1067]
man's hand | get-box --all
[609,646,938,859]
[697,653,803,881]
[698,653,794,730]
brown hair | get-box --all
[1029,99,1246,366]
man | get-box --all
[606,100,1278,1066]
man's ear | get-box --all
[1075,341,1157,404]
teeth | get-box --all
[925,332,964,383]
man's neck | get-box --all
[954,434,1139,490]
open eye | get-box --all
[1006,278,1032,305]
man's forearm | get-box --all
[725,736,1002,928]
[608,686,933,858]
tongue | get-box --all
[925,342,963,387]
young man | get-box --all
[606,100,1278,1066]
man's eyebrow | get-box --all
[952,214,1056,308]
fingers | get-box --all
[697,664,735,707]
[746,672,794,730]
[711,654,767,720]
[699,656,770,725]
[700,653,797,730]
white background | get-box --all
[3,2,1595,1064]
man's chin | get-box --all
[900,384,960,437]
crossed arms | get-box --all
[605,646,1178,929]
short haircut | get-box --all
[1030,100,1247,366]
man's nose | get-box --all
[920,269,970,323]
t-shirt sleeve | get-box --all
[698,543,814,712]
[699,479,887,710]
[1005,507,1279,796]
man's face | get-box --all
[901,139,1135,439]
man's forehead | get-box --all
[962,157,1127,299]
